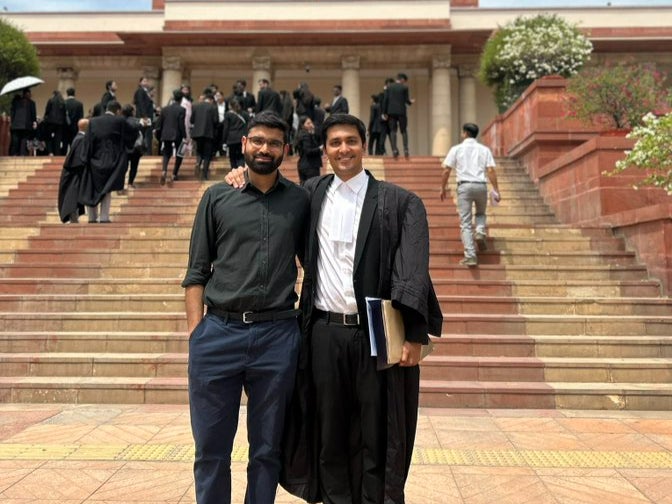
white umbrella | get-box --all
[0,76,44,96]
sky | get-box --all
[1,0,671,11]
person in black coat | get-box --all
[293,82,315,121]
[95,80,117,118]
[220,98,248,170]
[382,73,415,159]
[255,78,282,115]
[190,91,219,180]
[133,76,155,154]
[57,118,88,223]
[64,87,84,153]
[368,94,384,155]
[44,90,66,155]
[324,84,349,115]
[281,114,442,504]
[155,89,187,184]
[294,116,322,184]
[9,89,37,156]
[79,100,137,223]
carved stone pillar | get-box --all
[341,55,360,118]
[161,56,183,107]
[459,65,478,125]
[57,67,78,96]
[252,56,272,98]
[431,53,452,156]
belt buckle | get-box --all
[342,313,360,326]
[242,311,254,324]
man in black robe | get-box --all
[58,118,88,223]
[282,114,442,504]
[79,100,137,223]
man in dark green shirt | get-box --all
[182,111,309,504]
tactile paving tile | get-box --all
[1,444,672,469]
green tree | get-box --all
[0,18,40,114]
[479,14,592,112]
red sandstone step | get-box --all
[431,279,661,297]
[0,278,184,295]
[418,380,672,410]
[0,331,188,353]
[431,334,672,359]
[0,376,188,404]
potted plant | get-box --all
[609,111,672,194]
[479,14,593,112]
[564,60,669,131]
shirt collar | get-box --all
[332,169,368,195]
[463,138,477,144]
[242,169,288,194]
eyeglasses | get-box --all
[247,136,284,150]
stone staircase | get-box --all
[0,155,671,409]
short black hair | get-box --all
[122,104,135,118]
[248,111,288,136]
[320,113,366,146]
[105,80,114,91]
[66,87,75,97]
[397,72,408,81]
[172,89,183,102]
[259,78,270,85]
[334,85,342,91]
[462,122,479,138]
[106,100,121,113]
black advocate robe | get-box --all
[57,131,87,223]
[280,171,443,503]
[79,112,135,207]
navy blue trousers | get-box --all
[188,314,300,504]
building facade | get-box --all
[4,0,672,155]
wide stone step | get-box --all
[432,334,672,358]
[0,331,187,353]
[421,355,672,383]
[418,380,672,409]
[430,237,626,253]
[0,312,187,332]
[431,279,661,297]
[0,278,184,295]
[429,224,615,238]
[0,376,188,404]
[12,250,189,265]
[441,313,672,336]
[429,264,650,281]
[437,295,672,316]
[430,250,638,267]
[0,294,186,312]
[0,264,186,278]
[0,352,187,377]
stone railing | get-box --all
[481,76,672,294]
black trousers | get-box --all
[311,318,385,504]
[387,114,408,155]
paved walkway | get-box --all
[1,404,672,503]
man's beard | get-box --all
[245,151,284,175]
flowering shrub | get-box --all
[479,14,592,112]
[610,112,672,194]
[565,61,669,130]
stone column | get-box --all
[56,67,78,96]
[431,53,452,156]
[252,56,272,97]
[161,56,183,107]
[341,55,360,118]
[459,65,478,125]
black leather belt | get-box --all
[208,307,300,324]
[457,181,486,185]
[314,309,361,327]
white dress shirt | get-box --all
[314,170,369,314]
